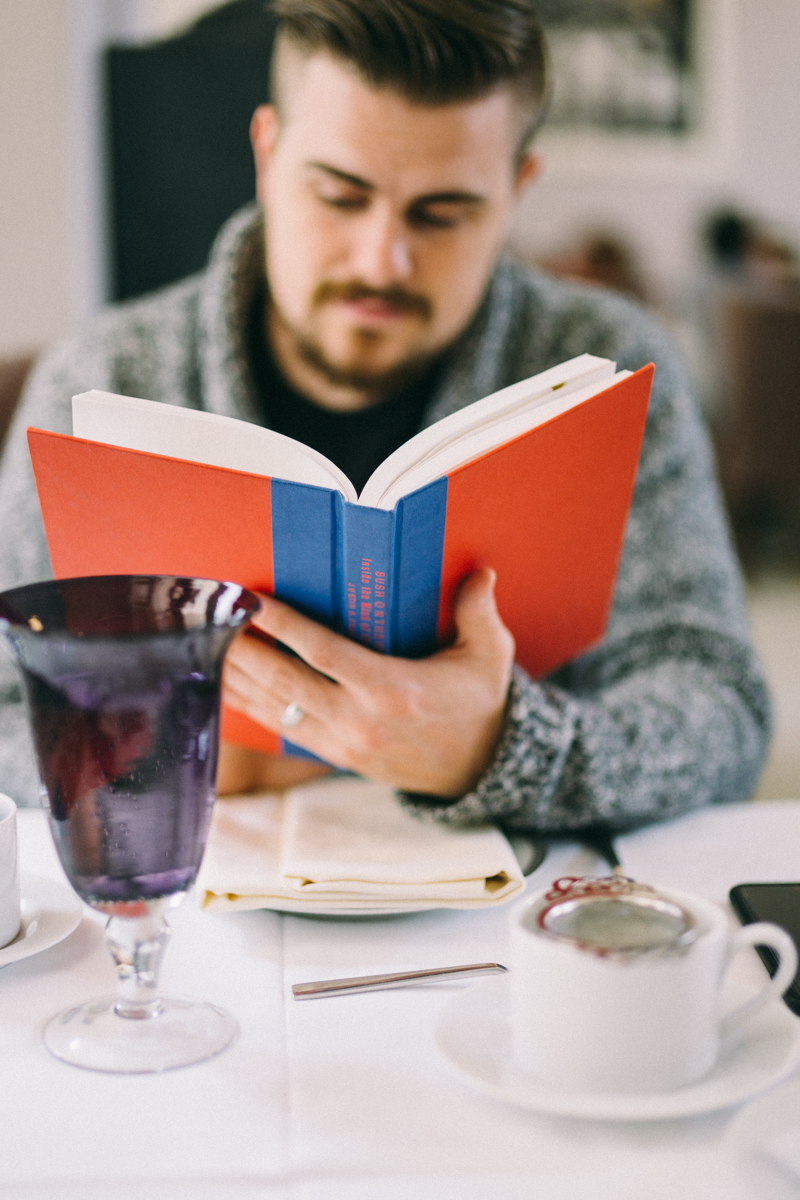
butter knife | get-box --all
[292,961,507,999]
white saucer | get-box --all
[435,975,800,1121]
[0,873,83,968]
[725,1076,800,1198]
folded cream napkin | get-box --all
[196,777,524,913]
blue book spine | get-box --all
[269,475,449,753]
[270,478,340,759]
[270,478,340,626]
[391,477,448,658]
[340,501,395,652]
[339,477,449,657]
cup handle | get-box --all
[720,921,798,1041]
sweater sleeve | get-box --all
[403,285,771,833]
[0,278,207,806]
[0,342,80,806]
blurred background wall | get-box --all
[510,0,800,306]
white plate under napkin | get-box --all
[196,778,524,915]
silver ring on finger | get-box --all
[280,702,307,729]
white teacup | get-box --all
[0,793,20,948]
[510,883,798,1094]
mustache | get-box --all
[312,281,433,321]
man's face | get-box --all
[252,48,538,409]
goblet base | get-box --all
[43,993,238,1073]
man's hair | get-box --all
[270,0,550,153]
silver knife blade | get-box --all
[292,961,507,999]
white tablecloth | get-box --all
[3,801,800,1199]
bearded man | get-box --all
[0,0,769,833]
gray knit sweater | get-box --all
[0,206,770,828]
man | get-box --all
[0,0,769,832]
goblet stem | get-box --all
[104,900,172,1019]
[44,889,237,1071]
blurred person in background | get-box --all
[705,209,798,291]
[0,0,770,838]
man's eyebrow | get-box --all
[306,162,486,207]
[411,191,486,207]
[307,162,374,190]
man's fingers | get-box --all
[250,592,379,687]
[248,575,513,685]
[225,628,340,721]
[223,658,326,742]
[222,661,360,772]
[451,568,515,664]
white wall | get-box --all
[509,0,800,305]
[0,1,72,356]
[107,0,223,41]
[1,0,799,356]
[136,0,222,38]
[734,1,800,237]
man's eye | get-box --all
[317,191,368,210]
[408,206,461,230]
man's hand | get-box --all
[221,568,514,798]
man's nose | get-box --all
[350,207,413,286]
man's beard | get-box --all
[276,281,438,398]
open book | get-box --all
[27,352,653,756]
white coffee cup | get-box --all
[0,793,20,948]
[509,884,798,1094]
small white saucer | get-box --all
[435,975,800,1121]
[725,1076,800,1198]
[0,873,83,968]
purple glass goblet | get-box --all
[0,575,259,1073]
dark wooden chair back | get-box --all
[106,0,277,302]
[715,288,800,562]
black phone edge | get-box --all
[729,883,800,1017]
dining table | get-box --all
[2,797,799,1200]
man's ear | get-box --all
[513,153,542,198]
[250,104,280,175]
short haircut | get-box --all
[270,0,550,154]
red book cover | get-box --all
[437,367,653,678]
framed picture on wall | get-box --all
[535,0,737,178]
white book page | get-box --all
[358,354,614,508]
[71,356,617,513]
[370,370,631,511]
[71,391,358,501]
